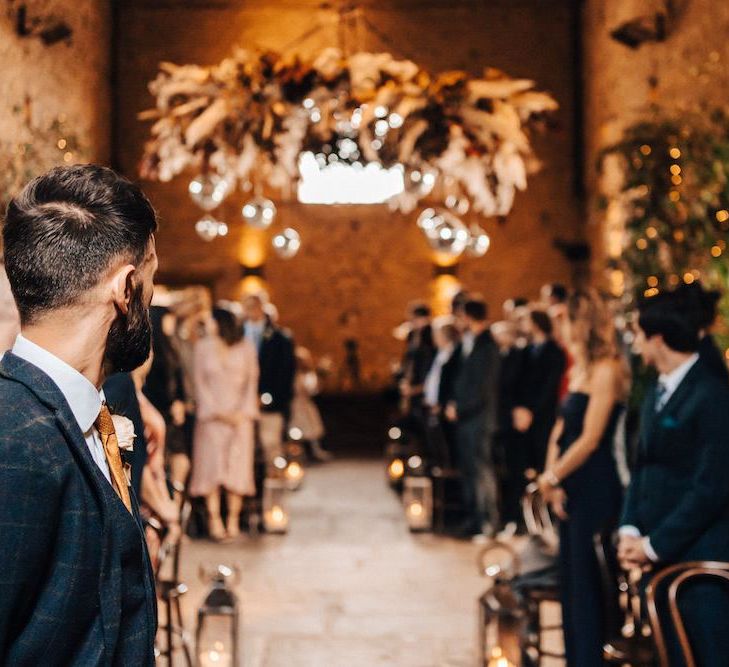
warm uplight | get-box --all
[297,152,404,204]
[388,459,405,480]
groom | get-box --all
[0,165,158,665]
[618,289,729,665]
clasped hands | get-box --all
[617,535,652,572]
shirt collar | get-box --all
[12,334,102,433]
[658,353,700,397]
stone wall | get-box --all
[582,0,729,279]
[0,0,111,173]
[115,0,584,388]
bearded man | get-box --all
[0,165,159,665]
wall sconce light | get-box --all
[240,264,266,279]
[432,263,459,278]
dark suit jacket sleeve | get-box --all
[0,437,63,654]
[648,389,729,561]
[619,466,641,529]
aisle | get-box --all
[179,459,483,667]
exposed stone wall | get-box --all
[583,0,729,278]
[115,0,584,388]
[0,0,111,167]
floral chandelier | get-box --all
[139,46,557,258]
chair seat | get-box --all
[603,635,655,665]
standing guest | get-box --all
[513,309,567,472]
[399,302,436,416]
[0,165,158,665]
[243,294,296,466]
[189,308,259,540]
[422,316,460,467]
[290,346,330,461]
[445,298,501,538]
[491,320,528,530]
[0,260,20,352]
[538,290,628,667]
[618,290,729,666]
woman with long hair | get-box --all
[189,308,259,540]
[537,289,629,666]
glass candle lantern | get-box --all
[262,478,289,533]
[284,440,306,491]
[196,565,239,667]
[403,475,433,532]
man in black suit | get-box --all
[243,295,296,466]
[0,165,158,665]
[512,309,566,472]
[618,290,729,666]
[445,298,501,537]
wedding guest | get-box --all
[491,320,528,529]
[513,309,566,472]
[190,308,259,540]
[399,302,436,414]
[618,289,729,666]
[290,346,330,461]
[445,298,501,537]
[0,165,158,664]
[0,260,19,352]
[243,294,296,466]
[422,316,460,467]
[538,290,628,667]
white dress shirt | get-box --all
[423,345,454,407]
[12,334,112,484]
[620,352,700,562]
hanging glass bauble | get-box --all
[188,173,233,211]
[466,224,491,257]
[404,166,437,197]
[272,228,301,259]
[421,208,470,256]
[195,214,228,242]
[445,194,471,216]
[242,197,277,229]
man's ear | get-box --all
[110,264,136,316]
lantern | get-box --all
[487,647,515,667]
[196,565,239,667]
[284,437,306,491]
[262,478,289,533]
[403,476,433,532]
[385,425,409,488]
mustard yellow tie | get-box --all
[95,404,132,514]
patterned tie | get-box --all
[655,381,668,413]
[95,404,132,513]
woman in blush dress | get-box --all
[189,308,259,540]
[537,290,630,666]
[290,347,329,461]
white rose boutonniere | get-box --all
[111,415,136,453]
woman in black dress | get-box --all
[538,290,629,666]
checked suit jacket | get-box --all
[0,353,157,666]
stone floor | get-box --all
[174,459,489,667]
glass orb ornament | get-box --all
[420,208,470,257]
[242,197,277,229]
[466,224,491,257]
[272,228,301,259]
[188,173,233,211]
[404,166,437,197]
[445,194,470,216]
[195,214,228,242]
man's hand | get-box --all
[512,407,534,433]
[444,402,458,422]
[618,534,652,571]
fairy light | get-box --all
[670,164,681,175]
[647,276,659,287]
[716,210,729,223]
[646,226,658,239]
[669,191,681,202]
[712,245,722,257]
[636,238,648,250]
[674,230,685,242]
[57,138,67,150]
[671,175,682,186]
[683,272,695,284]
[640,144,652,156]
[669,147,681,159]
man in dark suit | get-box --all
[512,309,566,472]
[618,290,729,666]
[445,298,501,537]
[243,295,296,466]
[0,165,158,665]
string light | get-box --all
[640,144,652,156]
[669,147,681,159]
[57,138,67,150]
[644,287,660,298]
[716,210,729,223]
[673,230,685,242]
[646,226,658,239]
[647,276,659,287]
[712,245,723,257]
[671,175,682,186]
[683,272,695,284]
[636,238,648,250]
[669,191,681,202]
[670,164,681,175]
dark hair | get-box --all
[451,290,469,314]
[548,284,568,303]
[638,291,700,353]
[464,298,488,322]
[212,308,242,346]
[675,282,721,331]
[410,301,431,319]
[3,165,157,324]
[511,297,528,308]
[530,309,553,336]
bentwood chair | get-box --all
[477,481,562,666]
[155,480,195,667]
[646,561,729,667]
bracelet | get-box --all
[544,470,561,487]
